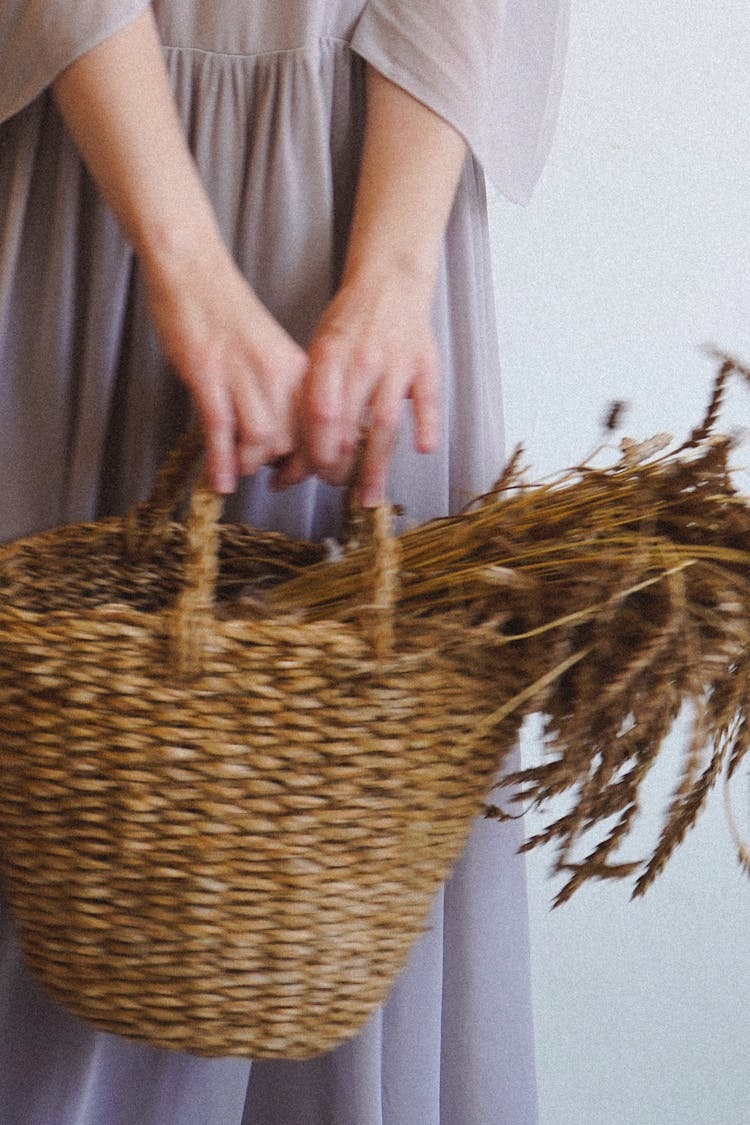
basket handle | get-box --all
[124,426,205,559]
[355,505,399,662]
[169,478,399,677]
[169,472,222,676]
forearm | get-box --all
[342,67,467,294]
[282,70,466,503]
[52,8,307,493]
[52,7,223,280]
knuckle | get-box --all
[240,422,272,450]
[308,335,343,368]
[180,338,216,378]
[369,404,400,435]
[307,396,340,429]
[267,439,294,462]
[351,343,383,375]
[199,400,233,437]
[309,448,338,473]
[338,432,359,457]
[414,380,439,409]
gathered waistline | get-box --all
[161,35,351,63]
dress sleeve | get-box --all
[350,0,570,204]
[0,0,151,124]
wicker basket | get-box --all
[0,435,506,1059]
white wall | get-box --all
[488,4,750,1123]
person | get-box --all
[0,3,569,1123]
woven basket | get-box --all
[0,435,506,1059]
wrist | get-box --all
[138,211,227,294]
[341,245,439,305]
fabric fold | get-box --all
[351,0,569,203]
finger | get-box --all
[355,433,393,508]
[191,380,238,494]
[237,441,269,478]
[354,380,404,507]
[302,349,347,470]
[271,450,310,491]
[233,409,273,478]
[304,339,377,471]
[409,355,440,454]
[317,444,359,488]
[232,375,295,478]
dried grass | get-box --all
[257,352,750,903]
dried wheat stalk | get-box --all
[259,352,750,902]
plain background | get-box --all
[487,3,750,1124]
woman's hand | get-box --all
[143,238,307,493]
[275,66,467,506]
[53,8,306,492]
[53,16,465,501]
[272,267,439,506]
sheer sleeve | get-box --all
[351,0,569,204]
[0,0,151,124]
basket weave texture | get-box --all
[0,436,506,1059]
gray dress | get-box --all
[0,4,569,1123]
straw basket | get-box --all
[0,433,507,1059]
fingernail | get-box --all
[357,488,379,508]
[215,473,236,494]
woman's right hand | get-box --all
[53,8,307,493]
[143,238,308,494]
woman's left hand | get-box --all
[272,268,440,506]
[273,65,466,506]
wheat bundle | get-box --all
[252,353,750,904]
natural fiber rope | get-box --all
[358,504,398,661]
[170,478,222,677]
[124,426,204,561]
